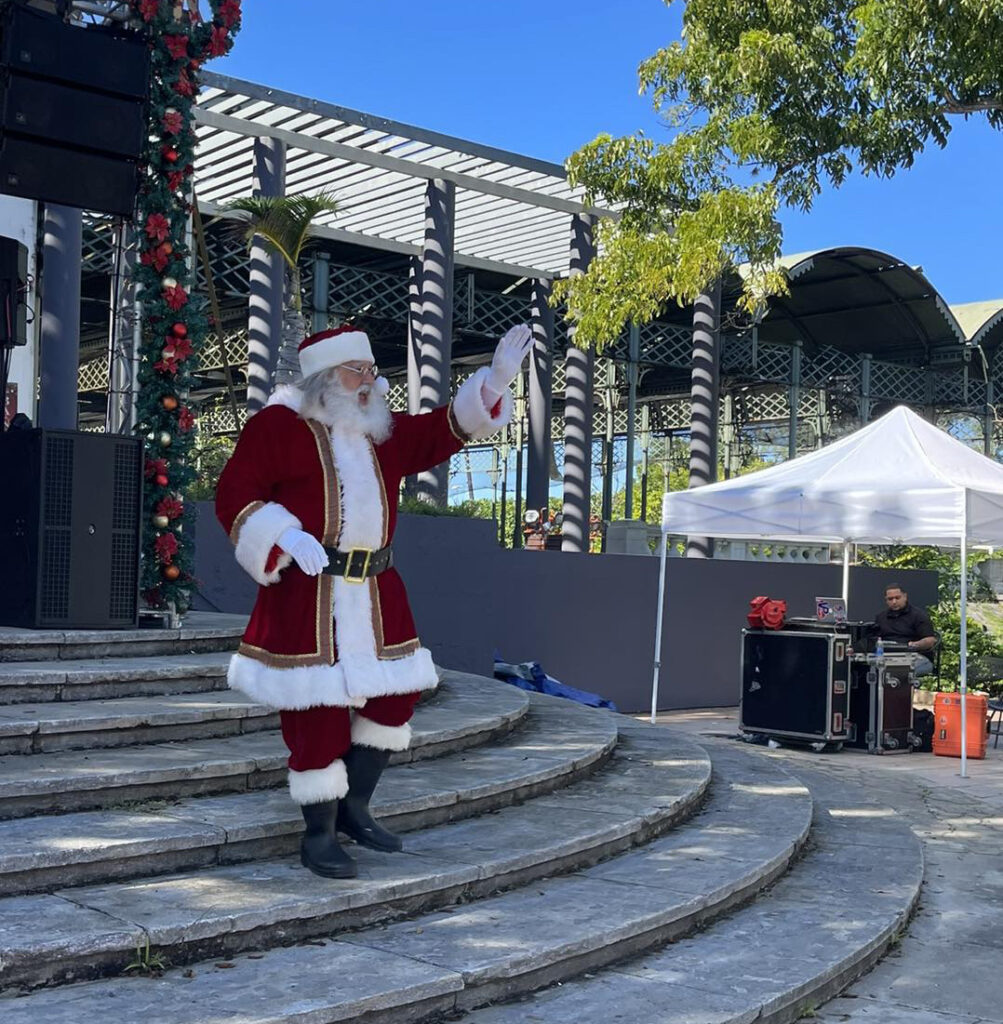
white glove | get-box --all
[483,324,533,404]
[277,527,329,576]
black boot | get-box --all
[337,746,402,852]
[300,800,357,878]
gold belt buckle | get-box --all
[343,547,372,584]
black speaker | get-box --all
[0,428,143,628]
[0,136,140,217]
[0,233,27,346]
[740,628,851,744]
[0,4,149,216]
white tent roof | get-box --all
[664,406,1003,545]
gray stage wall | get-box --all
[192,502,937,713]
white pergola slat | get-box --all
[195,73,613,277]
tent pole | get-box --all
[960,521,969,778]
[842,542,851,611]
[650,492,671,724]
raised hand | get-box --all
[485,324,534,396]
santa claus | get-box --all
[216,322,532,878]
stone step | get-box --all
[0,691,276,754]
[0,678,532,895]
[0,652,232,706]
[0,727,734,995]
[0,670,523,756]
[0,687,606,822]
[0,612,246,664]
[0,741,914,1024]
[458,751,923,1024]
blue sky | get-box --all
[215,0,1002,306]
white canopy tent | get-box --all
[654,405,1003,774]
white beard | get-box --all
[300,374,393,444]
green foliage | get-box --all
[186,430,236,501]
[557,0,1003,349]
[129,0,241,612]
[223,193,339,312]
[398,497,482,518]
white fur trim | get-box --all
[234,502,301,586]
[227,646,438,710]
[453,366,514,440]
[288,758,349,805]
[352,716,412,752]
[300,330,373,378]
[266,384,303,413]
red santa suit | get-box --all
[215,365,511,803]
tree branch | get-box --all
[939,88,1003,114]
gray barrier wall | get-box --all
[192,502,938,713]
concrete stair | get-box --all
[0,614,923,1024]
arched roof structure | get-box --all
[741,247,967,364]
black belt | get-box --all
[322,544,393,582]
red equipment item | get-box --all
[747,595,787,630]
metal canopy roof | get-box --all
[742,247,967,362]
[194,72,610,280]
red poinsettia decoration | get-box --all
[167,170,186,192]
[174,66,195,97]
[162,109,184,135]
[138,0,159,21]
[144,212,170,243]
[218,0,240,27]
[177,405,195,433]
[156,496,184,520]
[144,457,169,480]
[154,532,179,564]
[163,283,188,310]
[164,34,189,60]
[141,243,173,273]
[207,25,229,56]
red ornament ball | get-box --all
[163,564,181,581]
[172,322,187,338]
[155,473,169,487]
[164,148,179,164]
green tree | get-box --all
[554,0,1003,348]
[224,193,340,382]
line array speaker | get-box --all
[0,4,150,216]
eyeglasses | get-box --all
[340,363,379,380]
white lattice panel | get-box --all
[639,322,692,368]
[800,345,861,390]
[78,355,109,393]
[870,361,928,403]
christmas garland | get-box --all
[129,0,241,612]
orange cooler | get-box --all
[932,692,988,759]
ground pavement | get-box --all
[661,706,1003,1024]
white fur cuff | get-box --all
[234,501,302,586]
[288,758,349,805]
[352,716,412,752]
[452,366,514,440]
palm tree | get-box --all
[225,192,339,386]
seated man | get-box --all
[875,583,936,677]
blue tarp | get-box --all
[493,652,618,712]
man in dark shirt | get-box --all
[875,583,936,677]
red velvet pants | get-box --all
[279,692,419,772]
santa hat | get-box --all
[298,325,374,378]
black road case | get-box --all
[741,629,851,745]
[847,655,917,753]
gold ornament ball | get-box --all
[159,431,172,447]
[153,514,170,529]
[162,395,179,411]
[163,564,181,581]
